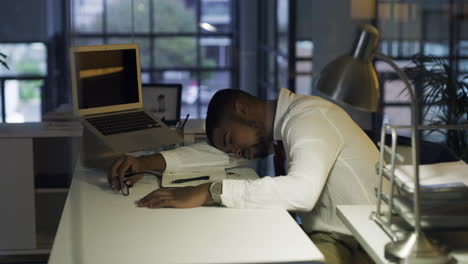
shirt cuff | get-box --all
[221,179,246,208]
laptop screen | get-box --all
[73,48,139,109]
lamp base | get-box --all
[385,232,451,264]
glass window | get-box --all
[0,89,3,122]
[73,0,104,33]
[133,0,151,33]
[154,37,196,67]
[296,61,312,73]
[383,106,411,136]
[201,0,232,33]
[460,41,468,56]
[106,0,133,33]
[0,43,47,76]
[71,0,236,119]
[200,37,232,67]
[295,75,312,95]
[153,0,197,33]
[424,42,449,56]
[72,38,104,46]
[200,71,230,115]
[383,79,411,103]
[5,80,42,123]
[296,41,313,58]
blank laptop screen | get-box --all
[73,49,139,109]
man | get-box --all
[108,88,379,263]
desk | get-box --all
[0,123,82,254]
[49,163,324,264]
[337,205,468,264]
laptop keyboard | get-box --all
[86,111,161,136]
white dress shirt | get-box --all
[161,88,379,235]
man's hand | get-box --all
[108,155,146,190]
[137,183,212,208]
[108,153,167,190]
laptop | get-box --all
[70,43,182,153]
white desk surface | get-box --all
[337,205,468,264]
[49,164,324,264]
[0,122,82,138]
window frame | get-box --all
[70,0,238,119]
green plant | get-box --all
[405,54,468,162]
[0,52,9,69]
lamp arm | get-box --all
[375,51,422,235]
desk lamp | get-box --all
[316,24,450,263]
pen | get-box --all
[171,175,210,184]
[181,114,190,129]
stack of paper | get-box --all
[388,160,468,190]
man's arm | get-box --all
[136,182,214,208]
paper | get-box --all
[388,160,468,189]
[161,167,260,187]
[162,167,227,187]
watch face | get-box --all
[210,182,223,204]
[211,182,222,195]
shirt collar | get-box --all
[273,88,294,141]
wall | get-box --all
[296,0,375,129]
[0,0,48,42]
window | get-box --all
[376,0,468,143]
[0,43,46,123]
[71,0,237,119]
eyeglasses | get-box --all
[115,171,162,196]
[117,180,132,196]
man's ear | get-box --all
[234,99,248,118]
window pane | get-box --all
[383,79,410,103]
[106,0,133,33]
[200,37,231,67]
[153,71,199,118]
[72,38,104,46]
[0,87,3,122]
[296,61,313,73]
[154,37,196,67]
[422,105,446,143]
[424,42,449,57]
[459,59,468,73]
[0,43,47,76]
[277,56,288,89]
[375,60,413,72]
[460,41,468,56]
[383,106,411,136]
[296,41,314,58]
[132,0,151,32]
[296,75,312,95]
[108,37,151,68]
[201,0,232,33]
[141,71,151,83]
[153,0,197,33]
[277,0,289,56]
[5,80,42,123]
[200,71,230,117]
[73,0,104,33]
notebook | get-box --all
[70,44,182,153]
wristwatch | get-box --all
[209,182,223,204]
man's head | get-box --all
[205,89,273,160]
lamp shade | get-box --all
[316,24,380,112]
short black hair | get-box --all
[205,89,252,146]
